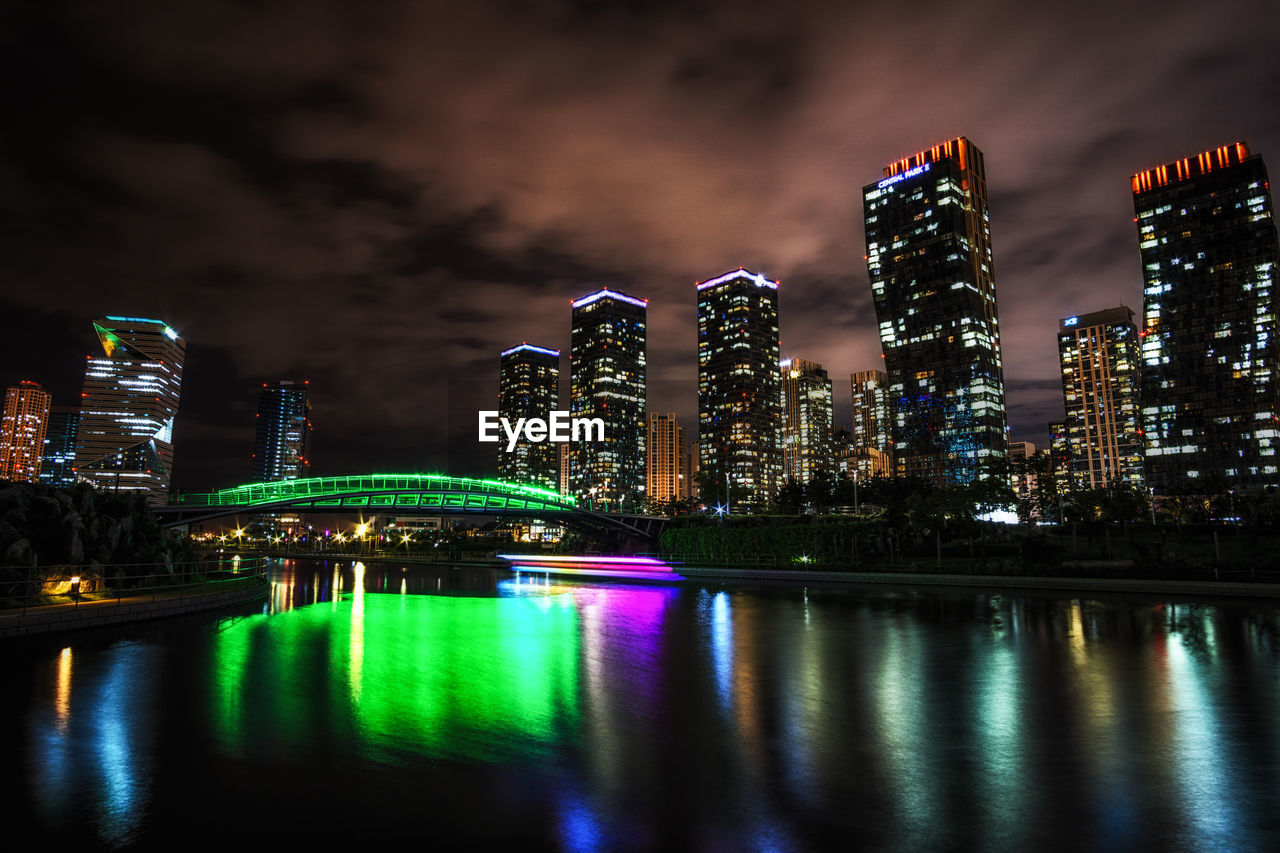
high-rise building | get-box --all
[558,443,571,497]
[1057,307,1144,490]
[39,406,81,489]
[496,345,560,490]
[780,358,835,484]
[863,137,1009,484]
[0,381,52,483]
[74,317,185,502]
[850,369,892,456]
[697,269,782,507]
[1132,142,1280,492]
[1048,418,1071,497]
[570,288,646,510]
[252,380,312,483]
[646,412,688,506]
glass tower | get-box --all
[0,381,52,483]
[780,358,835,484]
[1057,307,1144,490]
[1132,142,1280,492]
[252,380,312,483]
[697,269,782,507]
[498,344,560,491]
[74,317,185,503]
[570,288,647,511]
[39,405,81,488]
[863,137,1009,484]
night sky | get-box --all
[4,0,1279,491]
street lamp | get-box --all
[1150,487,1156,525]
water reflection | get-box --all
[14,568,1280,850]
[27,640,158,848]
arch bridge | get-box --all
[156,473,666,551]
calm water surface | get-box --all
[7,559,1280,850]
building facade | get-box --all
[570,289,647,510]
[0,381,52,483]
[646,412,688,506]
[850,369,892,456]
[780,358,835,484]
[1057,307,1144,490]
[1133,142,1280,492]
[697,269,782,508]
[863,137,1009,484]
[252,380,312,483]
[497,344,560,490]
[39,405,81,489]
[74,317,185,502]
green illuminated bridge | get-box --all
[156,474,666,549]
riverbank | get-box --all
[0,572,269,639]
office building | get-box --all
[0,381,52,483]
[851,369,892,455]
[1057,307,1143,490]
[74,317,185,502]
[1048,419,1071,497]
[252,380,312,483]
[646,412,688,506]
[39,406,81,489]
[570,288,647,510]
[497,344,560,490]
[697,269,782,507]
[1132,142,1280,492]
[863,137,1009,484]
[781,358,835,484]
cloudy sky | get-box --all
[3,0,1279,489]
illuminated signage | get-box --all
[1063,317,1079,326]
[877,161,931,190]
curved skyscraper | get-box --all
[1132,142,1279,493]
[74,317,185,503]
[862,137,1009,484]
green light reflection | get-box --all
[211,591,580,764]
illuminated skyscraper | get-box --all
[850,369,892,455]
[39,405,81,488]
[780,358,835,484]
[863,137,1009,484]
[1048,418,1071,496]
[646,412,688,505]
[1132,142,1279,492]
[570,288,646,510]
[1057,307,1143,489]
[497,344,560,490]
[252,380,312,482]
[74,317,185,502]
[697,269,782,507]
[0,381,52,483]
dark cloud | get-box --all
[3,0,1278,484]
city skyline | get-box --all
[3,1,1279,489]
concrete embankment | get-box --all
[0,578,269,639]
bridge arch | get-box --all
[157,473,664,549]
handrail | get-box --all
[1,557,270,615]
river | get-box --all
[6,558,1280,850]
